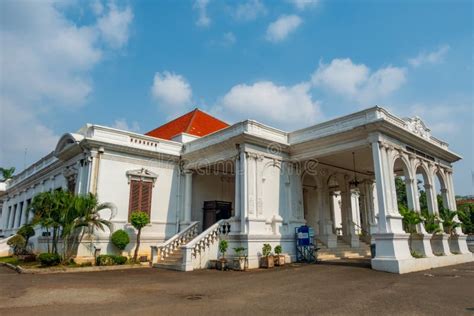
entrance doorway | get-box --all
[202,200,232,230]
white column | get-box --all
[234,156,240,219]
[371,141,390,233]
[184,170,193,223]
[240,149,248,233]
[445,171,457,210]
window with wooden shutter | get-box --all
[126,168,158,220]
[128,180,154,219]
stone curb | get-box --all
[1,261,150,274]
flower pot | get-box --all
[216,258,227,271]
[274,254,285,266]
[233,257,247,271]
[260,255,274,268]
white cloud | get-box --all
[213,81,321,130]
[0,1,133,170]
[151,72,193,112]
[112,119,141,133]
[312,58,406,104]
[233,0,267,22]
[97,3,133,49]
[194,0,211,27]
[288,0,320,10]
[408,45,450,67]
[266,15,302,43]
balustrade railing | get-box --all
[150,222,199,263]
[185,219,231,258]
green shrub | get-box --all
[114,255,127,265]
[262,244,272,257]
[274,245,282,255]
[38,253,61,266]
[111,229,130,250]
[219,240,228,259]
[96,254,128,266]
[7,234,26,255]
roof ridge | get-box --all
[185,108,199,133]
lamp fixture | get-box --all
[349,151,360,188]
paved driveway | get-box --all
[1,260,473,315]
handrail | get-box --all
[150,221,199,263]
[184,219,231,258]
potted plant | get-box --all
[216,240,228,271]
[274,245,285,266]
[233,247,247,271]
[260,243,274,268]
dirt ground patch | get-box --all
[1,260,473,315]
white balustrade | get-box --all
[150,222,199,264]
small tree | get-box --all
[274,245,282,255]
[219,240,228,259]
[262,244,272,257]
[130,211,150,262]
[17,224,35,249]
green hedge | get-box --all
[96,254,128,266]
[38,253,61,266]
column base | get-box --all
[373,233,411,260]
[430,233,451,256]
[448,234,471,254]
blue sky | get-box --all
[0,0,472,195]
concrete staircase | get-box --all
[152,250,184,271]
[316,237,371,261]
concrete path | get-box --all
[1,260,473,315]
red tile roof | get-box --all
[145,108,229,140]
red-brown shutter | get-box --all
[140,181,153,216]
[129,180,141,218]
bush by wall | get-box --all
[38,253,61,266]
[111,229,130,251]
[96,254,128,266]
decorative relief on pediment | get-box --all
[404,116,431,140]
[126,168,158,185]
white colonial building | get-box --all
[0,107,472,273]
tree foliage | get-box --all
[0,167,15,181]
[28,191,113,262]
[398,205,422,234]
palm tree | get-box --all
[0,167,15,181]
[63,193,115,261]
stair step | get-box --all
[153,262,183,271]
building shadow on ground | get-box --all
[316,259,372,269]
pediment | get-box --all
[403,116,431,140]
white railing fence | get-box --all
[150,222,199,264]
[181,219,231,271]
